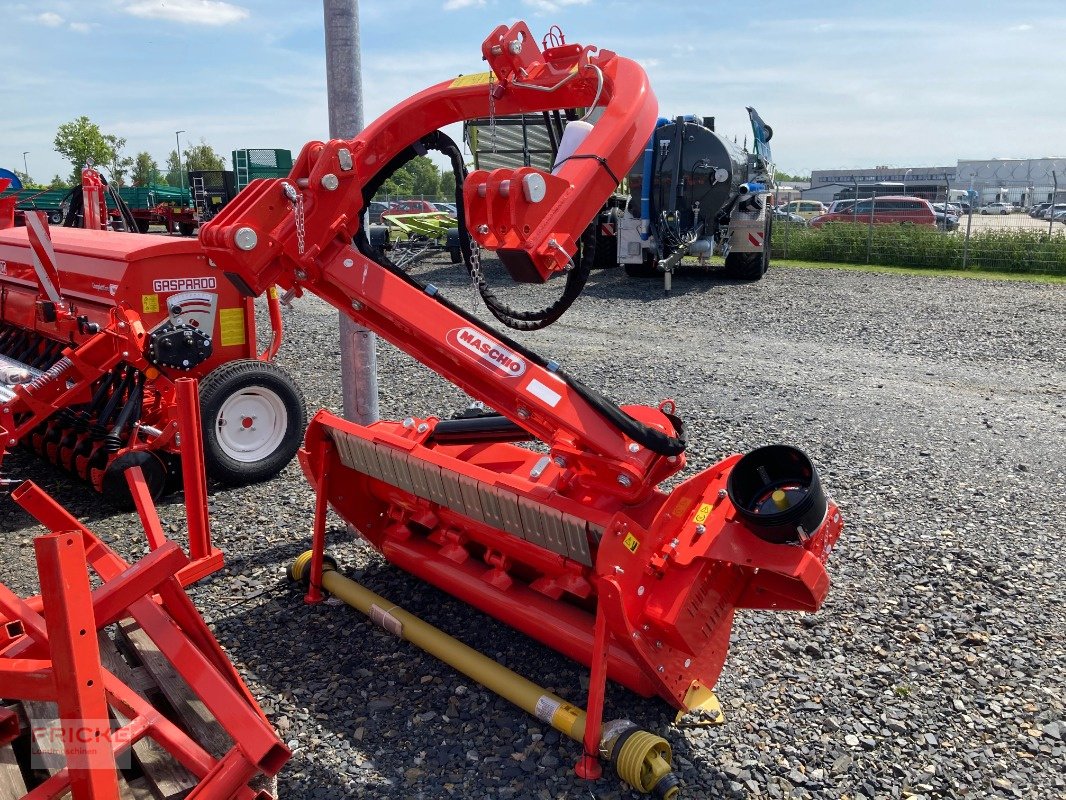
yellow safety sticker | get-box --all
[218,307,246,347]
[671,496,694,518]
[551,703,582,734]
[268,285,279,300]
[449,71,492,88]
[622,532,640,554]
[693,503,713,525]
[141,293,159,314]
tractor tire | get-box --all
[722,211,771,281]
[178,222,196,236]
[47,210,63,225]
[135,219,151,233]
[624,251,658,278]
[448,246,462,264]
[198,360,307,486]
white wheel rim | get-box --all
[214,387,288,463]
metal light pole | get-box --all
[175,130,186,202]
[324,0,379,425]
[21,151,29,180]
[903,168,912,196]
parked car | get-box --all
[780,199,827,220]
[932,202,964,217]
[771,207,808,226]
[810,196,937,228]
[382,199,441,217]
[1029,202,1052,218]
[1042,203,1066,220]
[432,202,457,216]
[980,202,1013,215]
[1052,207,1066,223]
[934,210,960,231]
[826,199,856,215]
[367,200,389,224]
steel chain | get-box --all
[468,244,484,311]
[281,183,307,256]
[293,191,306,256]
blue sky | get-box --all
[3,1,1065,183]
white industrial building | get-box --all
[805,158,1066,206]
[955,158,1066,206]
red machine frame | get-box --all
[0,468,289,799]
[0,205,287,498]
[201,21,844,780]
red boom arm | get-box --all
[202,22,672,501]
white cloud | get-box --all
[1009,24,1033,32]
[37,12,64,26]
[69,22,95,33]
[523,0,590,10]
[443,0,484,9]
[121,1,250,26]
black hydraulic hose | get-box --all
[61,186,81,227]
[353,219,685,458]
[104,371,145,452]
[93,366,135,435]
[351,130,685,457]
[360,130,593,332]
[104,180,140,233]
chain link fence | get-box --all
[771,176,1066,275]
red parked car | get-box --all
[811,196,937,228]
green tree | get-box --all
[132,151,162,186]
[48,174,69,189]
[379,156,442,198]
[774,169,810,183]
[103,134,134,187]
[165,150,182,187]
[165,140,226,187]
[53,116,115,185]
[407,156,442,197]
[12,170,45,189]
[185,141,226,172]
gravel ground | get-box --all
[2,258,1064,800]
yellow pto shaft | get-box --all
[289,551,681,798]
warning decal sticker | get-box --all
[218,307,246,347]
[449,72,492,88]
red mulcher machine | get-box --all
[0,170,305,504]
[201,22,843,792]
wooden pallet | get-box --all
[0,620,272,800]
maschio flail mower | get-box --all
[200,21,843,791]
[0,184,306,501]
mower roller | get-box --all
[200,21,843,777]
[0,208,306,500]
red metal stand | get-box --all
[304,441,333,605]
[575,603,610,780]
[174,377,224,585]
[0,479,290,799]
[34,532,121,800]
